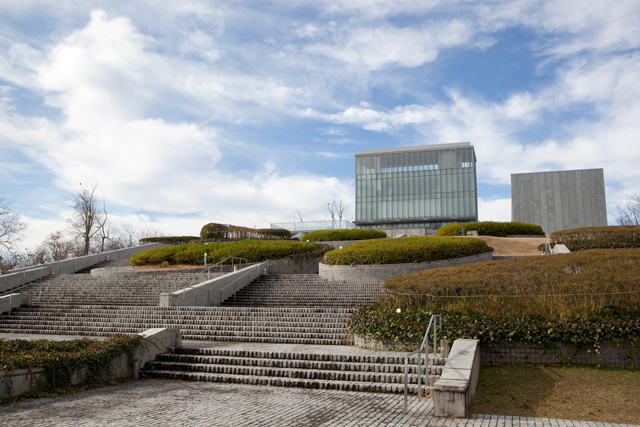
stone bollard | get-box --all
[132,361,140,380]
[175,332,183,348]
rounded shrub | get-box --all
[550,225,640,251]
[436,221,544,237]
[301,229,387,242]
[322,236,490,265]
[130,240,323,266]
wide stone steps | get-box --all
[144,347,445,395]
[0,306,355,345]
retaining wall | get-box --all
[318,251,493,284]
[481,339,640,368]
[267,256,324,274]
[0,328,179,399]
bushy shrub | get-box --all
[384,248,640,319]
[200,223,292,241]
[301,229,387,242]
[436,221,544,237]
[322,236,490,265]
[130,240,324,266]
[140,236,200,245]
[550,225,640,251]
[347,303,640,349]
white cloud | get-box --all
[478,197,511,222]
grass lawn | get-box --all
[470,365,640,424]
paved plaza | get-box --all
[2,377,638,427]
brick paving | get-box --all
[2,379,637,427]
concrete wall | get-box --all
[481,339,640,368]
[511,169,607,235]
[0,328,178,399]
[160,263,266,307]
[318,251,493,284]
[267,256,324,274]
[1,243,167,294]
[0,293,31,315]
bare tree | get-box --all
[0,196,27,251]
[291,210,304,224]
[67,183,105,256]
[326,199,348,221]
[36,231,75,262]
[96,199,110,252]
[615,192,640,225]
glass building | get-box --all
[355,142,478,230]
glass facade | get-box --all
[355,143,478,230]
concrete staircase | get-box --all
[145,346,445,395]
[221,274,383,308]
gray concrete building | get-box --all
[511,168,607,235]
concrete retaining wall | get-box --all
[0,328,178,399]
[482,340,640,368]
[318,251,493,284]
[311,239,385,249]
[0,293,31,315]
[159,263,266,307]
[267,256,324,274]
[1,243,166,294]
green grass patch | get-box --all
[300,229,387,242]
[551,225,640,251]
[384,248,640,318]
[437,221,544,237]
[0,335,144,398]
[129,240,324,266]
[322,236,490,265]
[471,365,640,424]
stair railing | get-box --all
[0,280,44,308]
[403,314,442,414]
[156,256,249,303]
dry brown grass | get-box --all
[461,235,549,256]
[471,365,640,424]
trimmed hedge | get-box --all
[200,223,291,241]
[550,225,640,251]
[322,236,490,265]
[347,304,640,349]
[140,236,199,245]
[384,248,640,319]
[437,221,544,237]
[300,229,387,242]
[129,240,323,266]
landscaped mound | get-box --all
[322,236,490,265]
[384,248,640,318]
[301,229,387,242]
[129,240,322,266]
[550,225,640,251]
[437,221,544,237]
[0,335,144,393]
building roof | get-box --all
[357,142,472,156]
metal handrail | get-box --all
[403,314,442,414]
[0,280,44,309]
[178,260,270,307]
[156,256,249,302]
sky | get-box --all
[1,0,640,250]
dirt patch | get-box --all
[461,236,549,256]
[471,365,640,424]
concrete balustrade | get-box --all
[159,262,267,307]
[0,293,31,315]
[432,339,480,418]
[1,243,166,294]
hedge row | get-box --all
[322,236,490,265]
[140,236,200,245]
[347,304,640,349]
[436,221,544,237]
[129,240,323,266]
[300,229,387,242]
[0,335,144,394]
[384,248,640,319]
[550,225,640,251]
[200,223,291,240]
